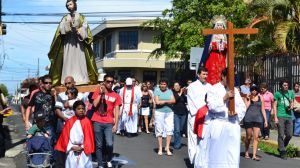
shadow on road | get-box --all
[184,158,193,168]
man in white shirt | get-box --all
[195,68,246,168]
[118,77,141,137]
[187,67,212,164]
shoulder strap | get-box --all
[280,91,290,101]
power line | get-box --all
[2,19,163,25]
[2,10,163,16]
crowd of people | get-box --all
[17,66,300,168]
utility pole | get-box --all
[37,58,40,77]
[0,0,6,35]
[0,0,2,23]
[28,68,30,78]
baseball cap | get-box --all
[125,77,133,85]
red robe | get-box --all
[55,116,95,155]
[205,41,227,85]
[194,105,209,139]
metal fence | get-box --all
[235,54,300,92]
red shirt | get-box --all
[91,88,122,124]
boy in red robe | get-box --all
[55,100,94,168]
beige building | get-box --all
[92,19,176,83]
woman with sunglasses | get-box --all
[243,85,268,161]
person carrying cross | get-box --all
[194,68,246,168]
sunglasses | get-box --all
[44,82,52,85]
[64,82,72,85]
[105,80,114,84]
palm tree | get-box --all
[249,0,300,54]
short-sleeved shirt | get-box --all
[27,124,46,136]
[274,90,295,118]
[91,88,122,124]
[154,88,173,113]
[28,90,55,123]
[259,91,274,110]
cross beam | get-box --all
[202,21,258,115]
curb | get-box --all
[241,133,300,157]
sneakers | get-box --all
[138,128,142,133]
[107,161,113,168]
[280,151,287,160]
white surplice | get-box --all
[66,120,92,168]
[194,82,246,168]
[118,87,141,133]
[187,80,212,164]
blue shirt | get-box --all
[154,88,173,113]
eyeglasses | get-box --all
[44,82,52,85]
[64,82,72,85]
[105,80,114,84]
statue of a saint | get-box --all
[201,15,228,85]
[48,0,98,86]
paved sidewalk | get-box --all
[268,129,300,148]
[241,128,300,156]
[0,104,26,168]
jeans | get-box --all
[93,122,114,167]
[261,109,271,137]
[294,112,300,136]
[173,113,187,149]
[44,124,55,162]
[277,118,293,152]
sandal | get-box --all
[245,154,250,159]
[166,151,173,156]
[252,157,260,161]
[157,151,163,156]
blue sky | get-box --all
[0,0,172,94]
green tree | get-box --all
[144,0,254,60]
[0,84,9,96]
[249,0,300,54]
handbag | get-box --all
[294,100,300,113]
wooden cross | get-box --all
[202,21,258,115]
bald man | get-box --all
[55,76,89,134]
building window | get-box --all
[143,71,157,83]
[119,31,138,50]
[118,70,132,81]
[105,35,112,54]
[93,41,100,59]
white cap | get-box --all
[125,77,133,85]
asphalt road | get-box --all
[111,132,300,168]
[1,104,300,168]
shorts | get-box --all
[244,121,262,129]
[154,111,174,137]
[140,107,150,116]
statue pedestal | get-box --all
[55,84,99,93]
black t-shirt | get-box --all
[172,90,188,115]
[28,90,55,123]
